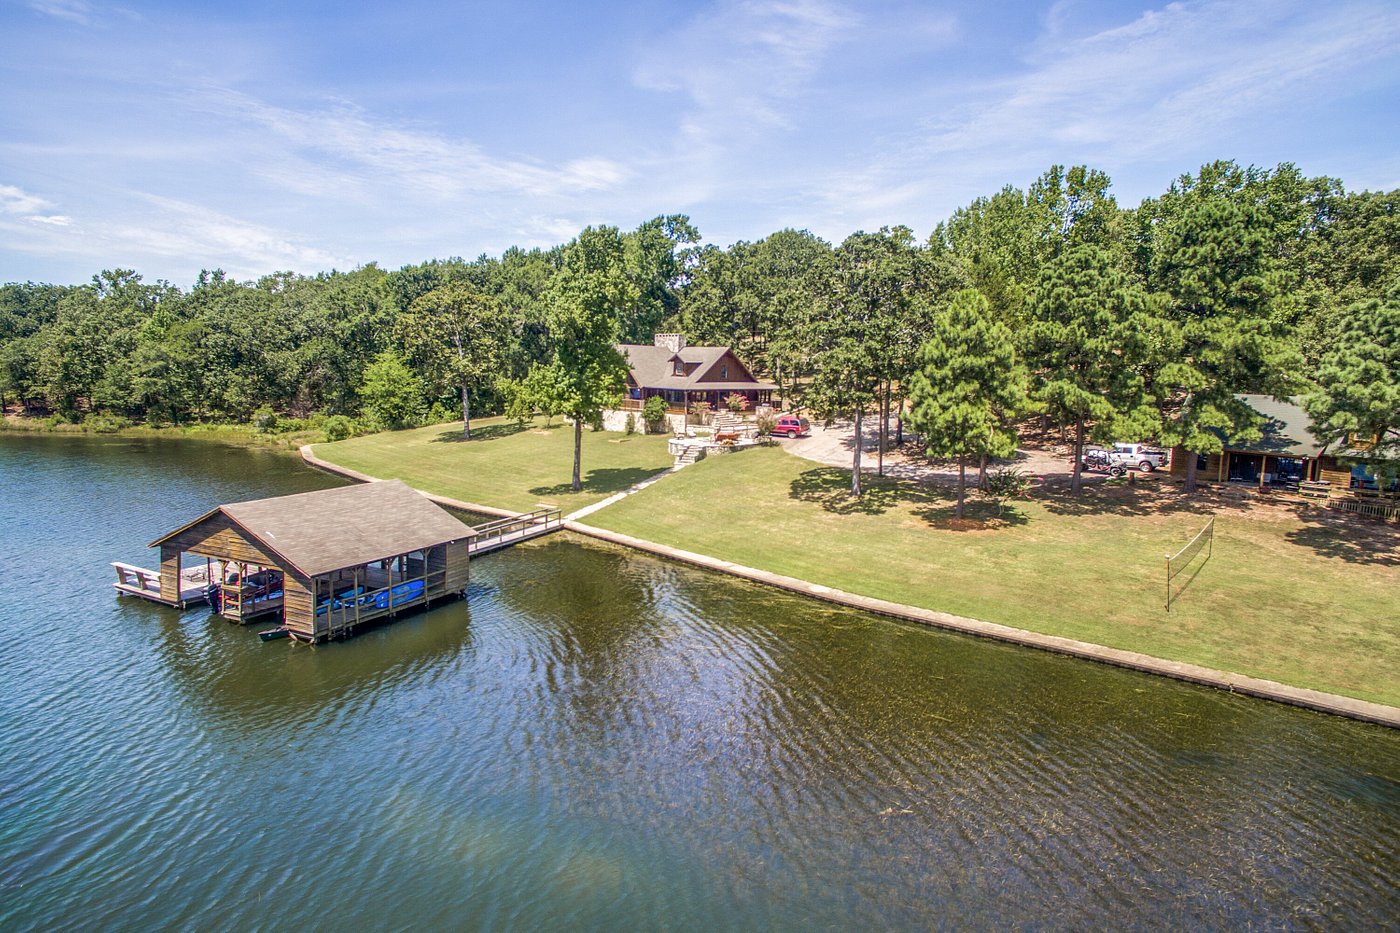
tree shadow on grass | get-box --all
[529,467,663,498]
[430,421,529,444]
[915,500,1031,530]
[1036,480,1262,519]
[1284,508,1400,567]
[788,467,938,515]
[788,466,1028,528]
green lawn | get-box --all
[311,416,674,513]
[586,445,1400,706]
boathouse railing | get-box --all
[113,561,163,597]
[315,568,449,640]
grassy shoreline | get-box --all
[589,447,1400,706]
[309,425,1400,706]
[2,413,329,450]
[311,416,673,513]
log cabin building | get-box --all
[617,334,776,419]
[1168,394,1388,491]
[146,481,475,642]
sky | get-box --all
[1,0,1397,286]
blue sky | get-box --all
[2,0,1397,286]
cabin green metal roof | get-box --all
[1227,395,1323,458]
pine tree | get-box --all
[1305,286,1400,484]
[1151,199,1300,492]
[1026,244,1158,493]
[907,290,1029,518]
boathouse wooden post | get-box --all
[159,545,181,604]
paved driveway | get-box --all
[779,418,1088,485]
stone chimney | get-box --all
[653,333,687,353]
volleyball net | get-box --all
[1165,516,1214,611]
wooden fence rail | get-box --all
[1327,496,1400,522]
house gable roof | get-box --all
[1225,395,1322,458]
[150,480,475,578]
[618,343,774,391]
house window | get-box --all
[720,364,728,379]
[673,361,684,376]
[1196,453,1208,471]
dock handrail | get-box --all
[470,508,563,551]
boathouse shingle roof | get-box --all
[150,480,475,578]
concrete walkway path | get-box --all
[565,467,677,522]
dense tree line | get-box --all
[2,161,1395,493]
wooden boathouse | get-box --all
[145,481,476,643]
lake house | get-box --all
[616,334,776,426]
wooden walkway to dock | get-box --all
[467,508,563,556]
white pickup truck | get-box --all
[1107,443,1169,472]
[1084,443,1170,472]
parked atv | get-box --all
[1081,450,1127,477]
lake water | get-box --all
[1,433,1397,930]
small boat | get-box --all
[258,627,290,642]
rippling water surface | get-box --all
[1,433,1397,930]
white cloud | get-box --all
[186,89,630,205]
[29,0,93,25]
[925,0,1400,162]
[635,0,857,132]
[800,0,1400,230]
[27,0,140,27]
[0,184,54,216]
[0,190,345,281]
[0,184,73,229]
[114,195,347,276]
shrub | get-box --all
[322,415,356,442]
[624,412,636,435]
[251,407,279,433]
[688,399,712,426]
[642,395,668,431]
[359,351,426,430]
[724,392,750,414]
[980,467,1032,516]
[756,413,777,437]
[83,413,129,434]
[499,377,534,428]
[426,401,457,426]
